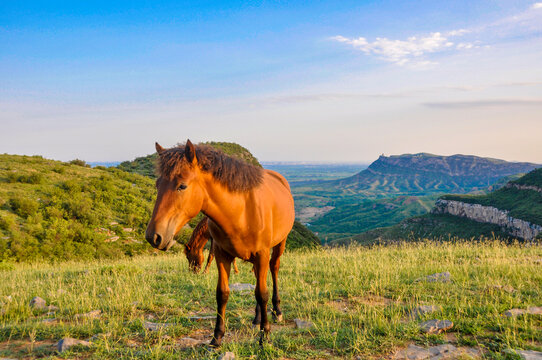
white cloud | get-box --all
[532,2,542,9]
[331,32,462,66]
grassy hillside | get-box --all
[0,242,540,359]
[0,155,166,262]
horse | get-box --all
[145,140,295,346]
[185,216,239,275]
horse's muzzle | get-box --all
[145,232,163,248]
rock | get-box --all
[229,283,255,292]
[143,321,172,331]
[75,309,102,319]
[395,344,477,360]
[517,350,542,360]
[88,332,111,342]
[46,305,59,312]
[218,352,236,360]
[41,318,58,325]
[422,272,452,283]
[527,306,542,315]
[420,319,453,334]
[56,338,91,352]
[504,309,526,317]
[188,315,215,321]
[178,337,206,347]
[409,305,441,319]
[29,296,47,310]
[294,318,314,329]
[491,285,515,293]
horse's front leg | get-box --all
[210,248,233,347]
[203,238,215,274]
[254,250,271,345]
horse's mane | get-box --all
[158,143,264,192]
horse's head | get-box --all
[145,140,206,251]
[184,243,204,273]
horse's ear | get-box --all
[155,142,165,155]
[185,139,197,164]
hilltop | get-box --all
[118,141,261,178]
[333,167,542,246]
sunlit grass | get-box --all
[0,240,541,359]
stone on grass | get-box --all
[395,344,473,360]
[527,306,542,315]
[178,337,207,347]
[294,318,314,329]
[46,305,59,312]
[143,320,172,331]
[491,285,516,293]
[421,272,452,283]
[75,309,102,319]
[229,283,255,292]
[409,305,441,319]
[188,315,215,321]
[504,309,526,317]
[29,296,47,310]
[517,350,542,360]
[420,319,453,334]
[41,318,58,325]
[56,338,91,352]
[218,352,236,360]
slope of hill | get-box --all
[334,168,542,245]
[0,154,160,262]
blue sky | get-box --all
[1,1,542,162]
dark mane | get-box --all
[158,144,264,192]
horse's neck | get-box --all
[201,179,249,236]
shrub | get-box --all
[69,159,89,167]
[8,196,39,218]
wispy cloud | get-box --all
[331,29,476,67]
[423,98,542,109]
[332,3,542,67]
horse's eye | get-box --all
[177,184,187,191]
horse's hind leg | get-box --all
[203,238,215,274]
[270,238,286,322]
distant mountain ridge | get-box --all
[333,153,539,195]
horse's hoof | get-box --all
[209,337,221,348]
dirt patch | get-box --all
[296,206,335,223]
[350,294,395,306]
[0,339,57,358]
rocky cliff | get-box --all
[432,199,542,240]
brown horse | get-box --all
[185,216,239,274]
[145,140,295,346]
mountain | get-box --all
[332,167,542,246]
[333,153,539,196]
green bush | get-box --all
[8,196,39,219]
[69,159,89,167]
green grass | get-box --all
[1,241,541,359]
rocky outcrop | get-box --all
[506,183,542,194]
[433,199,542,240]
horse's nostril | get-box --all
[154,233,162,247]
